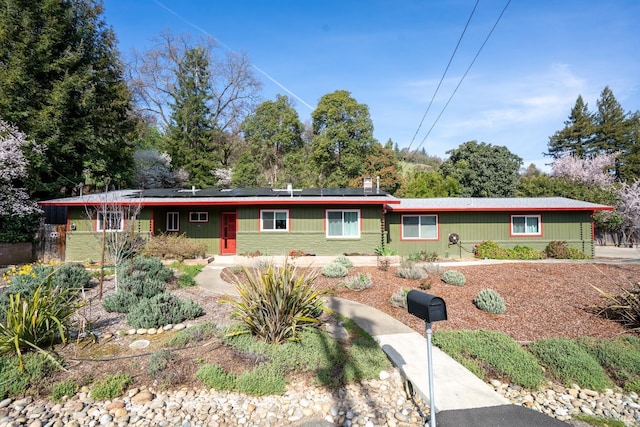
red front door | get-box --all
[220,212,237,254]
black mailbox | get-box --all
[407,290,447,323]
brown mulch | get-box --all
[35,261,640,398]
[311,262,640,342]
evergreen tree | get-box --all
[164,47,218,187]
[396,170,460,198]
[593,86,635,180]
[235,95,305,187]
[439,141,522,197]
[311,90,376,187]
[0,0,135,197]
[546,95,595,158]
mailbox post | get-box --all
[407,290,448,427]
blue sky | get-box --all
[103,0,640,171]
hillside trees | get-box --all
[0,0,135,198]
[396,170,460,198]
[311,90,377,187]
[233,95,306,187]
[439,141,522,197]
[128,31,262,186]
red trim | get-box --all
[325,208,361,238]
[389,207,613,212]
[400,214,440,241]
[40,199,396,207]
[509,214,543,237]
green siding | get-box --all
[64,207,153,262]
[152,207,222,254]
[236,205,384,256]
[386,211,595,258]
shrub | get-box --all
[0,281,84,370]
[544,241,570,259]
[511,245,542,260]
[474,289,506,314]
[142,233,207,260]
[177,274,196,288]
[235,364,286,396]
[433,330,545,389]
[51,380,78,401]
[51,263,91,290]
[374,245,397,256]
[594,282,640,330]
[0,353,58,397]
[390,288,409,309]
[225,261,327,344]
[577,336,640,392]
[376,256,391,271]
[90,374,133,400]
[322,262,348,278]
[119,276,166,299]
[126,293,204,329]
[102,291,140,313]
[419,280,432,290]
[148,349,174,379]
[121,256,174,282]
[196,364,237,390]
[333,255,353,269]
[164,321,217,348]
[475,241,542,260]
[396,261,427,280]
[528,338,614,390]
[341,273,372,291]
[408,250,438,262]
[475,241,508,259]
[443,270,466,286]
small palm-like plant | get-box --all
[0,281,84,370]
[225,261,329,344]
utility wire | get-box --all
[151,0,314,111]
[414,0,511,153]
[406,0,479,153]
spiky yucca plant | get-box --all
[225,261,328,344]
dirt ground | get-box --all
[39,261,640,397]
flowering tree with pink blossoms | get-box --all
[551,152,618,187]
[616,181,640,245]
[0,120,40,218]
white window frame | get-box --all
[167,212,179,232]
[401,214,438,240]
[511,214,542,236]
[326,209,361,238]
[260,209,289,231]
[96,211,124,232]
[189,212,209,223]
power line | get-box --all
[414,0,512,154]
[406,0,479,153]
[151,0,314,111]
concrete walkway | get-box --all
[196,254,624,426]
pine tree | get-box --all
[593,86,635,180]
[164,47,219,187]
[0,0,135,198]
[547,95,595,158]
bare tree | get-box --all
[84,189,146,297]
[127,31,262,164]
